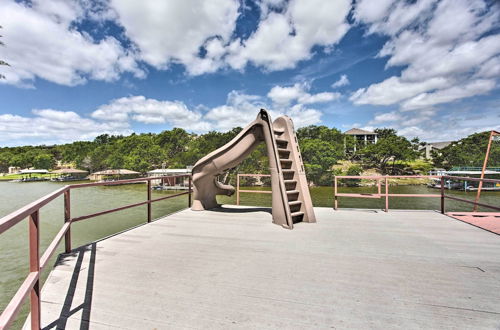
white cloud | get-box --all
[0,109,131,145]
[401,79,496,111]
[109,0,239,75]
[368,111,402,125]
[92,96,210,131]
[331,75,350,88]
[351,0,500,111]
[226,0,351,71]
[268,83,340,106]
[0,0,143,87]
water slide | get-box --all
[191,109,315,229]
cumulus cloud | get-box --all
[0,0,144,87]
[226,0,351,71]
[109,0,239,75]
[91,96,210,131]
[0,109,131,145]
[331,75,350,88]
[268,83,340,106]
[351,0,500,111]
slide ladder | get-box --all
[270,116,316,227]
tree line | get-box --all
[0,126,497,185]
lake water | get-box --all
[1,181,498,328]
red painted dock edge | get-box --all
[447,212,500,235]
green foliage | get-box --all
[33,153,54,169]
[345,164,363,186]
[297,126,344,185]
[432,131,500,169]
[360,132,419,174]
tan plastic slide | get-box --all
[191,109,316,229]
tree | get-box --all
[33,153,55,169]
[360,134,418,174]
[0,25,9,79]
[432,131,500,169]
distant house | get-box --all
[344,128,378,152]
[89,169,141,181]
[421,141,452,159]
[8,166,21,174]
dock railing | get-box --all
[0,174,192,330]
[333,175,500,213]
[236,174,272,205]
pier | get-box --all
[0,174,499,329]
[23,207,500,329]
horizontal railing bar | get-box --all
[387,194,441,197]
[0,272,39,329]
[444,195,500,211]
[336,193,381,199]
[69,175,190,189]
[238,190,273,194]
[442,176,500,183]
[72,200,150,222]
[150,191,189,203]
[39,222,71,271]
[238,174,271,177]
[0,186,68,235]
[335,175,440,179]
[72,191,189,222]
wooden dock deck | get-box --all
[27,206,500,329]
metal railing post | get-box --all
[188,176,192,207]
[334,176,338,210]
[147,180,152,223]
[384,177,389,212]
[29,210,41,330]
[236,174,240,206]
[440,176,445,214]
[64,190,71,253]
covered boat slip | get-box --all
[26,207,500,329]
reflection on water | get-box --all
[0,181,498,328]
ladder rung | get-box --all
[278,148,290,153]
[276,138,288,144]
[280,159,292,163]
[284,180,297,184]
[286,190,299,195]
[288,200,302,206]
[274,127,285,134]
[291,211,304,217]
[282,169,295,173]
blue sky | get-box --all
[0,0,499,146]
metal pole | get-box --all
[440,176,445,214]
[473,131,495,212]
[29,210,41,330]
[236,174,240,206]
[188,176,192,207]
[64,190,71,253]
[147,180,151,222]
[385,177,389,212]
[334,176,338,210]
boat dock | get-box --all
[25,206,500,329]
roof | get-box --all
[19,169,49,174]
[91,169,141,175]
[344,128,377,135]
[147,169,191,174]
[52,169,88,174]
[427,141,452,149]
